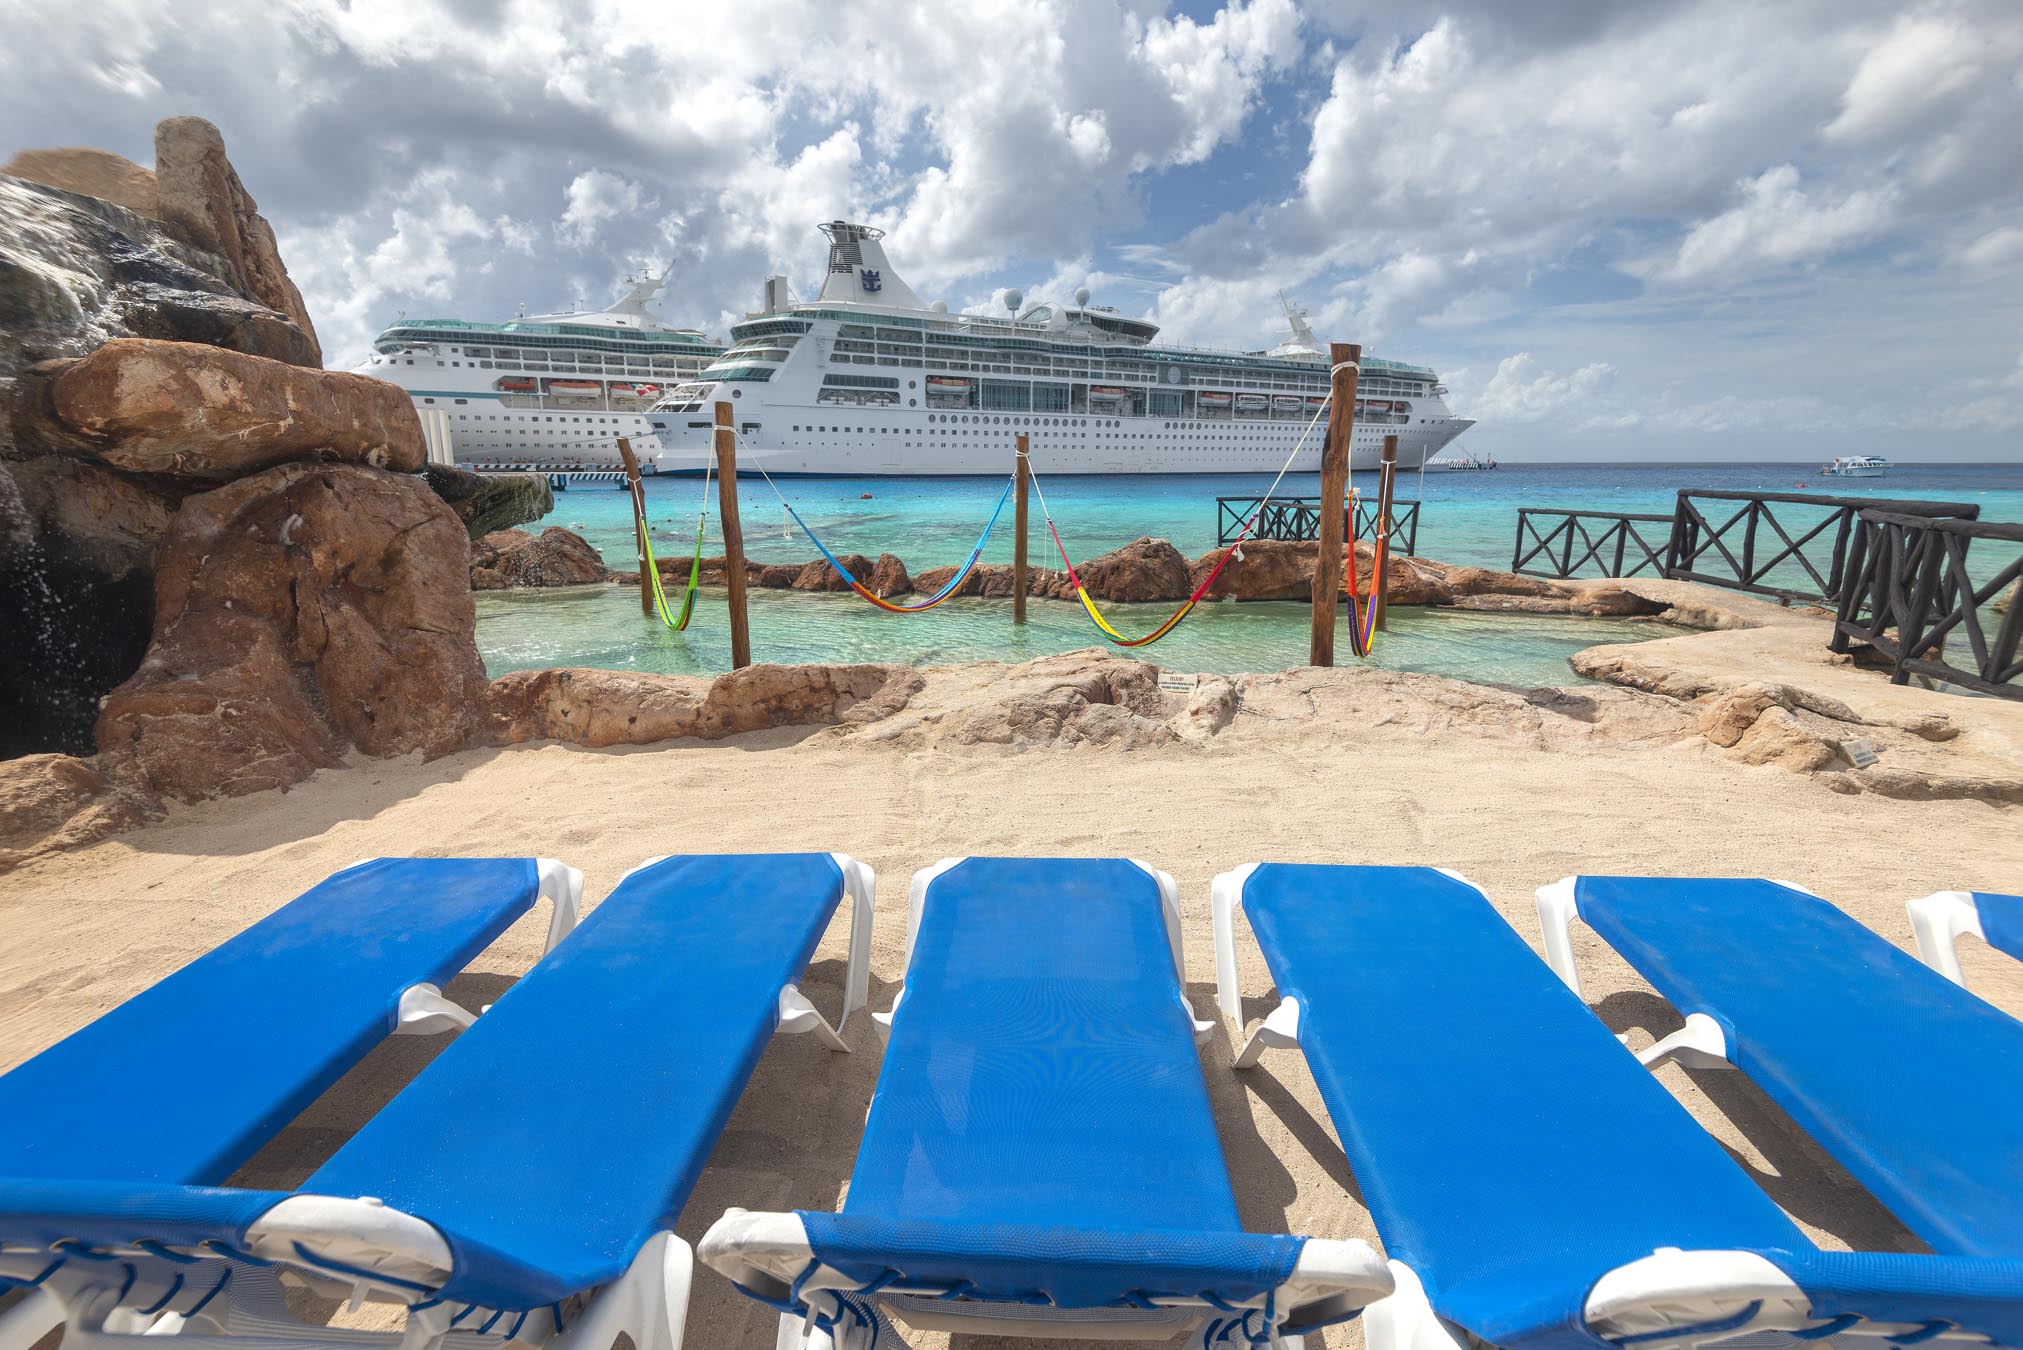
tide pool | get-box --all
[480,460,2023,687]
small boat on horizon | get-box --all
[1426,451,1496,471]
[1820,454,1888,478]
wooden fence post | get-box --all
[1376,434,1398,632]
[714,402,751,669]
[1014,435,1030,625]
[1309,342,1361,666]
[615,437,653,616]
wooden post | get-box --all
[1375,433,1399,632]
[714,401,751,669]
[1013,435,1030,625]
[1309,342,1361,666]
[616,437,653,616]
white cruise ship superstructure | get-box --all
[353,273,725,469]
[648,222,1472,476]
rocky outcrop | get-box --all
[471,527,610,589]
[0,753,155,872]
[869,552,912,597]
[152,117,320,363]
[32,339,422,479]
[425,464,553,540]
[793,553,872,592]
[1073,537,1194,602]
[96,464,485,802]
[3,148,157,216]
[485,663,922,748]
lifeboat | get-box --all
[1089,385,1129,405]
[927,376,971,392]
[548,379,603,393]
[1304,395,1327,411]
[1393,401,1412,416]
[1272,395,1303,412]
[1234,394,1269,414]
[1197,391,1233,408]
[608,382,636,396]
[497,377,536,392]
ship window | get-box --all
[424,398,435,404]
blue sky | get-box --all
[4,0,2020,461]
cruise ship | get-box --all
[353,273,725,469]
[648,222,1472,476]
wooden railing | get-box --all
[1832,512,2023,700]
[1664,490,1979,605]
[1512,509,1673,580]
[1216,496,1420,555]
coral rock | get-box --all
[868,552,913,597]
[2,147,157,216]
[44,339,423,479]
[153,116,321,362]
[484,663,917,748]
[423,464,554,540]
[470,527,610,589]
[97,464,485,801]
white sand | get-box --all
[3,706,2020,1350]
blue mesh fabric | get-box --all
[306,854,846,1310]
[1974,892,2023,966]
[1240,865,1804,1350]
[802,1215,1300,1310]
[1575,876,2023,1255]
[1762,1250,2023,1346]
[0,859,541,1186]
[811,858,1301,1315]
[0,1179,288,1253]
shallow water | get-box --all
[481,460,2023,687]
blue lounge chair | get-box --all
[1215,863,2023,1350]
[700,856,1392,1350]
[1909,889,2023,989]
[0,852,873,1350]
[1538,874,2023,1258]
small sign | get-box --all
[1843,737,1880,768]
[1157,673,1199,693]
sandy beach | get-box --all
[4,637,2018,1349]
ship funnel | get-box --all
[816,221,927,310]
[762,275,792,314]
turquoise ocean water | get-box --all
[478,461,2023,687]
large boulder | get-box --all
[423,463,554,539]
[35,339,423,479]
[1069,536,1193,602]
[1192,539,1319,600]
[792,553,871,592]
[2,148,157,216]
[485,663,919,748]
[153,117,321,363]
[868,552,912,597]
[97,464,486,801]
[470,527,610,588]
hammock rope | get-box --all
[1027,360,1389,651]
[740,435,1017,613]
[636,459,711,632]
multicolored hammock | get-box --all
[760,462,1018,613]
[638,461,710,632]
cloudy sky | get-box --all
[4,0,2021,461]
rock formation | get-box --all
[32,339,421,478]
[470,527,611,588]
[152,117,321,363]
[486,663,920,747]
[3,119,345,770]
[424,463,554,539]
[96,463,486,801]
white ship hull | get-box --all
[651,406,1461,476]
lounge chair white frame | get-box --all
[0,854,872,1350]
[1215,865,1970,1350]
[1908,890,1992,988]
[704,858,1382,1350]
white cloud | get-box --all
[1466,353,1618,424]
[1644,166,1896,284]
[558,170,649,249]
